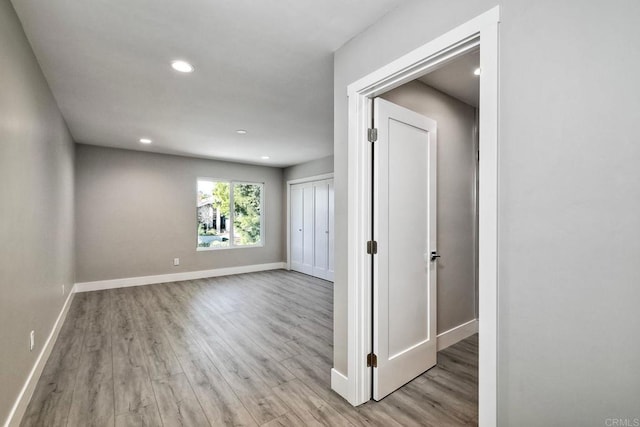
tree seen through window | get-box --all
[197,180,262,249]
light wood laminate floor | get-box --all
[21,270,478,426]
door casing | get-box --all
[335,6,500,427]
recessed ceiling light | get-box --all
[236,129,247,135]
[139,138,152,144]
[261,156,270,160]
[473,67,481,76]
[171,60,194,73]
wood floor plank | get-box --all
[41,293,88,376]
[278,357,399,427]
[152,373,211,427]
[112,328,162,424]
[19,369,77,427]
[260,412,308,427]
[115,405,165,427]
[136,283,290,425]
[139,285,210,359]
[67,348,115,427]
[22,270,478,427]
[160,284,296,389]
[222,311,298,362]
[83,290,112,353]
[271,379,353,427]
[21,295,90,427]
[204,353,290,425]
[124,287,183,380]
[111,288,162,426]
[178,355,257,427]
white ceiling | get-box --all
[419,49,480,108]
[11,0,406,167]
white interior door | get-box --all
[313,181,330,280]
[327,180,335,281]
[373,97,438,400]
[290,178,335,281]
[290,185,304,272]
[302,184,314,273]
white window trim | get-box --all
[196,178,265,251]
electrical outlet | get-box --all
[173,258,180,266]
[29,330,35,352]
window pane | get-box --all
[233,183,262,246]
[197,180,230,248]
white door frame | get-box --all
[341,6,499,426]
[286,173,334,270]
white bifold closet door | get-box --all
[290,186,306,273]
[290,179,334,281]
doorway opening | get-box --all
[369,50,481,426]
[337,6,499,426]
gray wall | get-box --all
[381,80,477,334]
[334,0,640,424]
[75,144,284,283]
[282,155,334,182]
[0,1,75,423]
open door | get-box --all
[372,97,438,400]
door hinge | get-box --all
[366,240,378,255]
[367,353,378,368]
[368,128,378,143]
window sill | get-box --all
[197,244,264,252]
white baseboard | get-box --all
[4,286,76,427]
[329,321,477,408]
[437,318,479,351]
[331,368,349,401]
[74,262,286,292]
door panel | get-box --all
[313,182,330,279]
[373,97,438,400]
[289,179,334,281]
[328,180,335,281]
[387,119,430,357]
[290,185,304,270]
[302,184,314,274]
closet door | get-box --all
[301,184,315,274]
[327,180,335,281]
[289,178,334,281]
[313,181,330,280]
[290,184,305,272]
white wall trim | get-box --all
[330,368,349,401]
[286,173,334,186]
[437,319,479,352]
[342,6,500,426]
[74,262,286,292]
[286,173,334,270]
[4,286,76,427]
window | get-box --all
[197,180,263,249]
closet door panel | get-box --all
[302,184,314,273]
[289,178,334,281]
[327,180,335,281]
[313,182,330,279]
[290,185,304,271]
